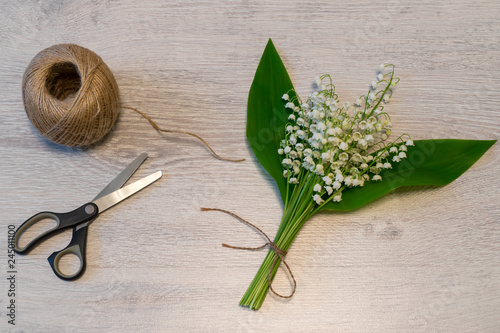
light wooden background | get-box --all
[1,1,499,332]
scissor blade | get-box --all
[74,153,149,231]
[93,153,148,201]
[92,171,162,214]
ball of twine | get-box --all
[22,44,120,147]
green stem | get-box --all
[239,188,315,310]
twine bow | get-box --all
[201,207,296,298]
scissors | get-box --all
[12,153,162,281]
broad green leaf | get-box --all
[322,139,496,212]
[246,39,294,203]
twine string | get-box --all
[201,207,296,298]
[122,106,245,163]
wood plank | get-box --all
[1,1,498,332]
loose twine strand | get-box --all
[201,207,296,298]
[122,106,245,162]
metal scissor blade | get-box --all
[75,153,149,231]
[92,171,162,214]
[93,153,149,201]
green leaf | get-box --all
[246,39,295,203]
[321,139,496,212]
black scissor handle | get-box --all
[47,224,89,281]
[13,203,98,254]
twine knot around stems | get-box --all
[201,207,296,299]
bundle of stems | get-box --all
[239,170,319,309]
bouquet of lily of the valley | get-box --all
[228,39,495,310]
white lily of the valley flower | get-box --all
[325,186,333,195]
[339,152,349,161]
[321,151,332,162]
[358,139,368,148]
[315,164,324,175]
[335,173,344,182]
[339,142,348,151]
[322,176,333,185]
[313,194,324,205]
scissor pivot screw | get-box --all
[84,204,96,215]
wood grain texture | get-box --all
[1,1,499,332]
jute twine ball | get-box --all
[22,44,120,146]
